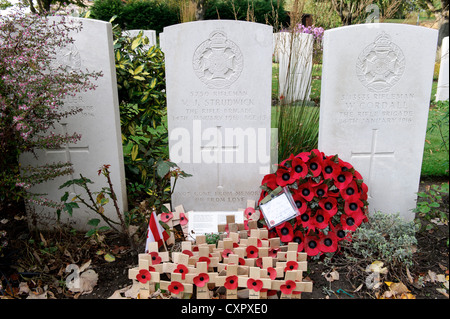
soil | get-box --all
[0,177,448,301]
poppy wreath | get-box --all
[258,149,369,257]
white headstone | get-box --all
[160,20,273,212]
[436,36,449,101]
[123,29,157,49]
[20,17,127,230]
[276,31,314,103]
[318,24,438,221]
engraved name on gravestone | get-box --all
[20,17,127,229]
[318,24,438,221]
[160,20,273,212]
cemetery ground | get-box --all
[0,176,448,300]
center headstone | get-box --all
[20,17,127,229]
[160,20,273,212]
[318,24,438,221]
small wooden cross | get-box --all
[214,264,239,299]
[159,203,175,246]
[237,266,272,299]
[160,272,194,299]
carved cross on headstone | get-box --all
[350,129,395,198]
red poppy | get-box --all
[295,151,310,162]
[247,278,263,292]
[168,281,184,295]
[224,275,238,290]
[268,247,279,258]
[341,210,365,231]
[360,182,368,201]
[292,230,305,251]
[312,209,330,230]
[292,191,308,214]
[280,280,296,295]
[314,183,328,198]
[136,269,151,284]
[297,181,315,201]
[340,180,360,201]
[318,231,339,253]
[304,234,321,256]
[238,257,246,266]
[296,209,315,232]
[267,267,277,280]
[344,198,363,215]
[198,256,211,267]
[193,273,209,287]
[318,197,338,216]
[221,249,233,259]
[244,207,255,219]
[331,224,352,242]
[174,264,188,280]
[261,174,278,191]
[291,157,308,179]
[275,165,296,187]
[284,261,298,272]
[179,212,188,226]
[333,170,353,189]
[338,158,354,171]
[322,158,340,180]
[246,245,259,258]
[182,249,193,257]
[148,266,155,272]
[149,251,161,265]
[160,212,173,223]
[275,222,294,243]
[307,156,322,177]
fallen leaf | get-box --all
[323,270,339,282]
[406,267,414,284]
[18,282,30,295]
[366,260,388,274]
[79,259,91,273]
[436,288,449,298]
[436,274,446,283]
[428,270,438,283]
[104,253,116,262]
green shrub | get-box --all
[90,0,178,34]
[341,211,418,268]
[112,24,190,213]
[205,0,289,27]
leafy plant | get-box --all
[0,11,101,209]
[341,211,418,269]
[112,22,191,214]
[414,182,449,236]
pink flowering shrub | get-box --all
[0,9,101,206]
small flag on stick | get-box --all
[145,210,169,252]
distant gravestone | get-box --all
[123,29,157,49]
[436,36,449,101]
[160,20,273,212]
[318,24,438,221]
[276,31,314,103]
[20,17,127,229]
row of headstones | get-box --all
[21,17,447,230]
[128,220,312,299]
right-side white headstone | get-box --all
[318,24,438,221]
[436,36,449,101]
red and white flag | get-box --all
[145,210,169,252]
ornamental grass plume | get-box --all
[0,9,102,207]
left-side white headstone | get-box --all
[20,17,127,230]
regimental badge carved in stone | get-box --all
[356,32,405,92]
[193,30,243,89]
[50,42,82,71]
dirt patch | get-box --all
[1,177,448,300]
